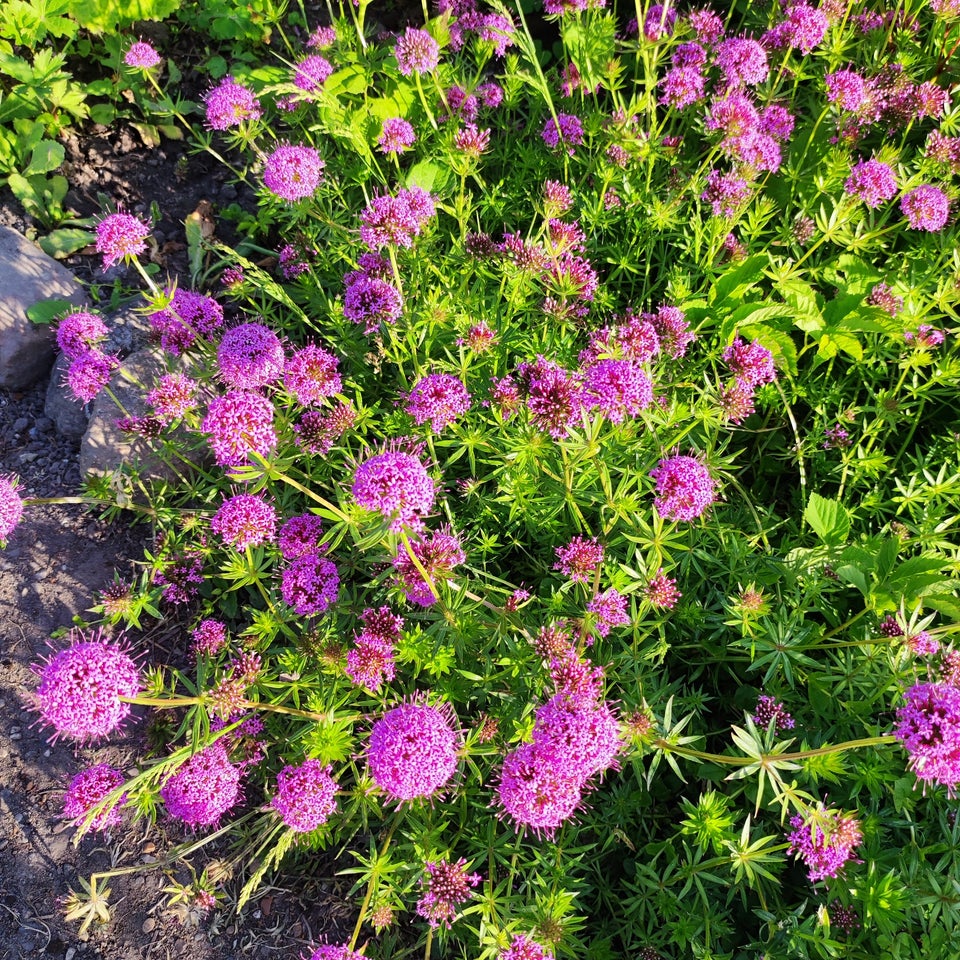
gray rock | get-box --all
[79,347,183,483]
[44,353,89,440]
[0,225,89,389]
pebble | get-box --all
[12,417,29,433]
[65,948,76,960]
[142,917,156,934]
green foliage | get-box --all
[16,1,960,959]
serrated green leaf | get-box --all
[805,492,850,545]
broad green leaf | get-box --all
[67,0,179,34]
[804,492,850,545]
[740,324,798,376]
[23,139,64,175]
[38,227,93,259]
[711,254,767,305]
[26,296,73,324]
[406,159,449,193]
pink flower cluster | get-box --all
[650,455,717,521]
[439,0,515,55]
[56,308,120,403]
[394,527,466,606]
[203,76,262,129]
[344,252,404,333]
[218,322,284,389]
[33,629,142,741]
[161,740,242,827]
[405,373,471,430]
[281,551,340,616]
[272,760,337,832]
[416,857,482,928]
[895,682,960,794]
[263,144,324,201]
[367,699,461,802]
[554,535,604,584]
[499,934,554,960]
[95,211,151,268]
[211,493,277,549]
[353,445,435,530]
[719,337,776,423]
[786,807,863,882]
[346,607,403,691]
[0,473,24,540]
[753,694,795,734]
[359,187,436,249]
[149,288,224,356]
[202,390,277,468]
[63,763,126,832]
[587,588,631,637]
[394,27,440,76]
[498,652,620,835]
[825,65,948,145]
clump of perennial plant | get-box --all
[26,1,960,957]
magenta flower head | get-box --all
[95,211,150,268]
[379,117,416,154]
[367,698,461,803]
[263,144,324,201]
[844,159,897,208]
[308,946,365,960]
[901,184,950,231]
[149,288,224,356]
[542,113,584,152]
[394,526,466,606]
[715,37,768,87]
[554,535,604,584]
[65,349,119,403]
[284,344,341,406]
[63,763,126,832]
[32,628,142,742]
[786,806,863,882]
[123,41,161,69]
[160,740,242,828]
[272,760,337,833]
[497,740,583,835]
[211,493,277,549]
[56,311,109,359]
[293,54,333,92]
[416,858,482,929]
[203,76,262,130]
[723,338,776,386]
[202,390,277,468]
[394,27,441,76]
[353,445,435,530]
[217,322,284,389]
[277,513,325,559]
[281,551,340,616]
[650,455,717,521]
[499,934,554,960]
[405,373,471,431]
[0,473,24,541]
[895,682,960,794]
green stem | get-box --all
[652,734,898,767]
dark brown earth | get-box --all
[0,113,349,960]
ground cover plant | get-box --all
[6,0,960,957]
